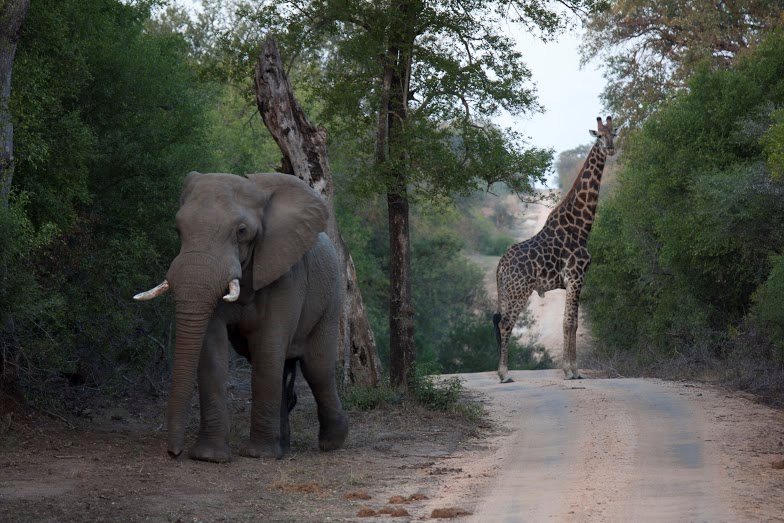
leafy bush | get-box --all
[455,206,516,256]
[2,0,223,397]
[752,254,784,362]
[436,312,552,373]
[411,374,485,420]
[478,232,516,257]
[412,375,463,411]
[583,31,784,392]
[339,382,400,410]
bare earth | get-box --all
[3,370,783,522]
[0,374,488,522]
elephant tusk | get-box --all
[133,280,170,301]
[223,278,240,302]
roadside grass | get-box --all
[582,330,784,407]
[412,375,485,421]
[339,374,486,423]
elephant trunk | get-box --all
[165,254,233,458]
[166,305,211,457]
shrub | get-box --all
[436,312,553,373]
[339,382,400,411]
[410,374,485,421]
[583,31,784,396]
[752,254,784,363]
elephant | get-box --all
[134,172,348,462]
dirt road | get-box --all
[421,370,784,522]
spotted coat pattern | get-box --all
[495,117,616,381]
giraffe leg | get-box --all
[496,299,529,384]
[562,282,582,380]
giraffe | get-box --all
[494,116,617,382]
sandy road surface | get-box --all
[421,370,784,522]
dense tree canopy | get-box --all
[0,0,282,397]
[583,0,784,125]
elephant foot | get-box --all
[500,376,514,384]
[240,438,283,460]
[318,410,348,451]
[563,368,582,380]
[189,439,231,463]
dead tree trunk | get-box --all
[254,37,382,387]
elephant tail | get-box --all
[493,313,502,355]
[284,359,298,413]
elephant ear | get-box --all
[179,171,204,205]
[247,173,329,290]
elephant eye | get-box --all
[237,224,248,237]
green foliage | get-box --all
[411,374,463,411]
[584,32,784,376]
[341,374,484,419]
[583,0,784,126]
[336,196,491,371]
[752,255,784,361]
[555,144,591,191]
[460,208,516,256]
[411,213,487,368]
[2,0,214,395]
[193,0,574,203]
[339,382,400,411]
[410,374,484,420]
[762,108,784,180]
[201,84,281,174]
[0,193,59,387]
[436,312,553,374]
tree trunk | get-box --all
[387,187,414,389]
[381,27,416,390]
[254,37,382,387]
[0,0,29,396]
[0,0,28,206]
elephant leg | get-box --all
[301,316,348,452]
[279,359,298,455]
[189,318,231,463]
[240,331,286,459]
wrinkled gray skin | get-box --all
[163,172,347,462]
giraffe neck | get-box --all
[545,142,606,240]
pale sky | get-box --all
[497,26,606,158]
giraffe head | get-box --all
[589,116,617,156]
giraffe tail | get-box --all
[493,312,502,355]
